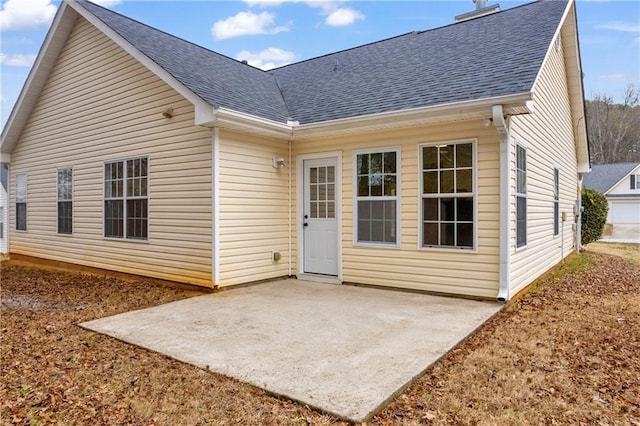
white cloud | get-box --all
[236,47,295,70]
[325,7,364,27]
[0,0,56,31]
[0,52,37,67]
[598,73,634,81]
[245,0,291,6]
[92,0,123,7]
[596,21,640,33]
[244,0,364,27]
[212,11,290,40]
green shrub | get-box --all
[581,187,608,244]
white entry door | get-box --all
[303,158,339,275]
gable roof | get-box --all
[76,0,290,123]
[583,162,640,193]
[2,0,580,150]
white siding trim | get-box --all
[213,127,220,286]
[530,0,573,95]
[296,151,343,280]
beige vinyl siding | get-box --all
[9,17,213,286]
[509,25,579,296]
[293,121,501,299]
[217,129,290,286]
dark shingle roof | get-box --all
[76,0,291,123]
[583,162,640,193]
[268,0,567,124]
[75,0,567,125]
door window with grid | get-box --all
[309,165,335,219]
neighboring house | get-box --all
[583,162,640,225]
[0,0,589,301]
[0,164,7,253]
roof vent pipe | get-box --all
[474,0,487,10]
[455,1,501,22]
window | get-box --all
[516,145,527,248]
[355,149,399,245]
[0,206,4,239]
[553,168,560,236]
[57,168,73,234]
[632,174,637,190]
[309,165,335,219]
[104,157,148,240]
[15,174,27,231]
[421,141,475,249]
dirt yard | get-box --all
[1,247,639,425]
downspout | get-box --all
[212,127,220,289]
[493,105,511,302]
[576,174,583,251]
[288,138,292,277]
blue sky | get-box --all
[1,0,639,127]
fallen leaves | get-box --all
[1,250,639,425]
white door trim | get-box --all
[296,151,342,281]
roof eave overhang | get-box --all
[0,1,78,158]
[198,92,535,140]
[531,0,589,174]
[293,93,533,140]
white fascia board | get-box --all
[0,153,11,163]
[1,2,78,154]
[293,92,533,140]
[199,107,294,139]
[68,1,212,122]
[531,0,589,172]
[198,93,532,140]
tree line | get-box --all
[586,84,640,165]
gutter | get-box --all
[194,93,534,141]
[493,105,511,302]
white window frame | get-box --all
[631,174,638,190]
[15,173,27,232]
[516,144,527,248]
[353,147,401,248]
[57,167,73,235]
[0,206,4,239]
[103,156,149,241]
[419,139,478,252]
[553,167,560,237]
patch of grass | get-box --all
[512,251,592,300]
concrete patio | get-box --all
[81,279,501,422]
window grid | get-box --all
[15,173,27,231]
[57,168,73,235]
[421,142,475,249]
[309,166,336,219]
[104,158,148,240]
[355,149,399,245]
[553,168,560,236]
[516,145,527,248]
